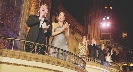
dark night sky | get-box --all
[60,0,87,25]
[60,0,133,49]
[111,1,133,49]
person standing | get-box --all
[49,12,70,60]
[88,38,97,58]
[25,4,52,55]
[78,36,88,57]
[97,44,107,65]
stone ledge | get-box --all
[0,49,87,72]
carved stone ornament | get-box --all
[0,49,87,72]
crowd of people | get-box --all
[78,36,133,67]
[75,32,125,64]
[23,3,133,67]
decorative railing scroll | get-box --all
[0,35,86,71]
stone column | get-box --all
[28,0,40,15]
[18,0,40,50]
[0,0,4,17]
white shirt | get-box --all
[39,18,48,33]
[106,55,111,62]
[39,18,44,28]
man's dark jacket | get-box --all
[26,15,52,45]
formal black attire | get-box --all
[96,46,107,65]
[25,15,52,54]
[88,44,97,58]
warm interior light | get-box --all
[102,23,106,27]
[107,17,109,19]
[103,18,105,20]
[123,63,127,65]
[130,64,133,66]
[105,7,107,9]
[107,23,110,26]
[101,22,111,27]
[110,7,112,9]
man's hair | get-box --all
[40,4,48,9]
[37,3,48,16]
[40,3,48,8]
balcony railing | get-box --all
[0,35,86,70]
[0,35,123,72]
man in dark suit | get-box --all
[25,4,52,55]
[88,44,97,58]
[96,44,107,65]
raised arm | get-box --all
[45,21,52,37]
[78,43,82,50]
[65,26,69,39]
[26,15,40,27]
[64,22,70,39]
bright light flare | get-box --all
[101,22,111,28]
[102,23,106,27]
[107,24,110,26]
[103,18,105,20]
[107,22,110,26]
[107,17,109,19]
[105,7,107,9]
[110,7,112,9]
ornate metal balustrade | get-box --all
[83,57,121,72]
[0,36,124,72]
[0,35,86,70]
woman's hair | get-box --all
[59,12,65,16]
[107,51,111,56]
[58,12,65,19]
[82,36,87,42]
[57,12,65,23]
